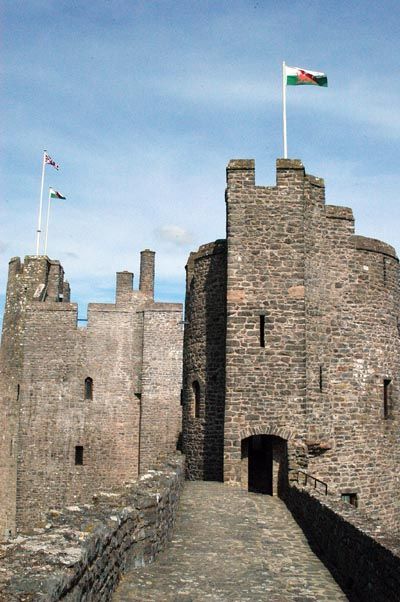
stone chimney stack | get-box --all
[116,271,133,304]
[139,249,155,299]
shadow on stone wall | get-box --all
[203,241,227,481]
[284,483,400,602]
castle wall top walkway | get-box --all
[113,481,346,601]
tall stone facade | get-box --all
[183,158,400,532]
[183,240,226,480]
[0,250,182,539]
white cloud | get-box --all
[155,225,193,246]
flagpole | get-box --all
[36,150,47,256]
[282,62,288,159]
[44,188,52,256]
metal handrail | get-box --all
[292,470,328,495]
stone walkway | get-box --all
[113,482,347,601]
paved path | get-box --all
[113,482,347,601]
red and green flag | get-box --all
[49,188,66,200]
[281,61,328,159]
[286,66,328,87]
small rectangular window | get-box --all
[319,366,323,392]
[341,493,358,507]
[85,377,93,400]
[383,256,387,285]
[259,315,265,348]
[192,381,201,418]
[75,446,84,465]
[383,379,391,419]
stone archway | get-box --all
[239,425,293,441]
[240,431,289,496]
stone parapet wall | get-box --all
[0,455,184,602]
[284,483,400,602]
[352,234,398,258]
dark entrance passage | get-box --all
[241,434,287,495]
[248,435,273,494]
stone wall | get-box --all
[140,305,183,473]
[0,252,183,535]
[0,455,184,602]
[183,158,400,532]
[0,256,69,538]
[17,302,83,529]
[0,259,23,540]
[284,482,400,602]
[304,177,400,531]
[224,159,309,484]
[182,240,226,480]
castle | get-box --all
[1,157,399,541]
[0,250,182,538]
[182,158,400,533]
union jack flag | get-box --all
[45,153,60,170]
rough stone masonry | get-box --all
[0,456,185,601]
[0,250,182,539]
[1,156,400,599]
[183,158,400,534]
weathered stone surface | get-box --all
[1,154,399,599]
[182,240,226,481]
[0,456,184,601]
[288,285,305,298]
[113,481,346,601]
[0,251,182,537]
[183,158,400,534]
[284,482,400,601]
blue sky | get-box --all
[1,1,399,320]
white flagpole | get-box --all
[44,188,52,256]
[282,61,288,159]
[36,150,47,256]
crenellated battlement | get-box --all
[4,255,68,307]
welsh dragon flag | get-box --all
[286,66,328,87]
[49,188,66,200]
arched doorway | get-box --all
[241,435,287,495]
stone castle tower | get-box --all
[183,159,400,532]
[0,250,182,539]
